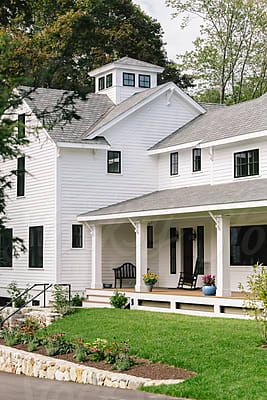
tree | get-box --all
[158,61,194,89]
[167,0,267,104]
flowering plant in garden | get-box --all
[202,274,216,286]
[143,271,159,285]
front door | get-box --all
[183,228,194,275]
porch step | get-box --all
[86,294,112,303]
[82,300,112,309]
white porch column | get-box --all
[216,215,231,296]
[91,225,103,289]
[135,221,148,292]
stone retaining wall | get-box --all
[0,345,183,389]
[0,307,61,328]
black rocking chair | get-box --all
[177,258,203,289]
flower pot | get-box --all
[144,284,153,292]
[202,285,216,296]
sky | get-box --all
[133,0,201,60]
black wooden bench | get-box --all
[113,263,136,288]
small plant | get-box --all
[110,291,128,309]
[73,339,88,362]
[52,285,72,315]
[202,274,216,286]
[7,281,29,308]
[2,328,21,346]
[143,271,159,285]
[43,333,74,356]
[87,338,108,361]
[19,317,41,344]
[105,339,134,371]
[240,263,267,343]
[27,339,39,352]
[71,293,84,307]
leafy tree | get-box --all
[167,0,267,104]
[158,61,194,89]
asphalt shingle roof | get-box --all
[151,93,267,150]
[79,178,267,219]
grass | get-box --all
[45,309,266,400]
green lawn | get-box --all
[46,309,266,400]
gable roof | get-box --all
[151,93,267,151]
[78,178,267,221]
[21,87,114,144]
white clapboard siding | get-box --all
[0,114,57,295]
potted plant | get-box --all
[143,271,159,292]
[202,274,216,295]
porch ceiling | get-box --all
[78,179,267,222]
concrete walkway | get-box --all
[0,372,186,400]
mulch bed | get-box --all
[0,340,195,380]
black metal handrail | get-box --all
[0,283,53,328]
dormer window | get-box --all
[139,74,151,88]
[98,77,105,91]
[106,73,113,88]
[123,72,135,87]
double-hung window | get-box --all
[234,149,259,178]
[123,73,135,87]
[170,152,178,175]
[106,73,113,88]
[98,77,105,91]
[29,226,43,268]
[139,74,151,88]
[107,151,121,174]
[72,225,83,248]
[193,148,201,172]
[0,228,13,268]
[17,156,25,197]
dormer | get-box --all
[89,57,164,105]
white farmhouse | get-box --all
[1,57,267,317]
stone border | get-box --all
[0,345,184,390]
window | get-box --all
[147,225,153,249]
[123,72,135,87]
[72,225,83,248]
[98,77,105,91]
[170,152,178,176]
[170,227,177,274]
[17,156,25,197]
[18,114,25,139]
[234,149,259,178]
[29,226,43,268]
[139,74,151,88]
[0,228,13,268]
[106,73,113,88]
[193,148,201,172]
[231,225,267,265]
[107,151,121,174]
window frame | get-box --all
[72,224,83,249]
[98,76,105,91]
[106,73,113,88]
[170,227,177,274]
[0,228,13,268]
[170,152,179,176]
[234,149,259,178]
[17,156,25,197]
[29,226,43,269]
[107,150,121,174]
[139,74,151,88]
[147,225,154,249]
[123,72,135,87]
[193,148,201,172]
[18,113,25,139]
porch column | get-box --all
[91,224,103,289]
[216,215,231,296]
[135,221,148,292]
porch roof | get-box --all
[78,178,267,221]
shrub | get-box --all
[240,263,267,343]
[43,333,74,356]
[2,328,21,346]
[105,339,134,371]
[71,293,84,307]
[19,317,41,344]
[110,291,128,309]
[52,285,72,315]
[87,338,108,361]
[27,339,39,352]
[73,339,88,362]
[7,281,28,308]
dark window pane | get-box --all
[0,228,13,267]
[234,149,259,178]
[231,225,267,265]
[139,74,151,88]
[72,225,83,248]
[170,152,178,175]
[29,226,43,268]
[123,73,135,87]
[147,225,153,249]
[193,148,201,172]
[17,156,25,197]
[98,77,105,91]
[107,151,121,174]
[170,227,177,274]
[197,226,204,274]
[106,73,113,88]
[18,114,25,139]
